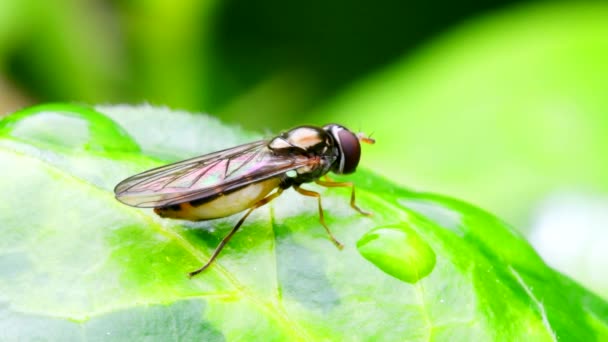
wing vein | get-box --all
[115,140,318,208]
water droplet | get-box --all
[357,224,436,283]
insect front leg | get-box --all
[315,179,372,216]
[293,185,344,249]
[189,188,284,278]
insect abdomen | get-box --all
[154,177,282,221]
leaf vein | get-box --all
[509,266,557,341]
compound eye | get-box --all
[336,129,361,174]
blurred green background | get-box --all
[2,0,607,299]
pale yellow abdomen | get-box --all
[154,178,281,221]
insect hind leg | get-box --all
[315,179,371,216]
[293,185,344,249]
[189,188,284,277]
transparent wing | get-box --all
[114,140,313,208]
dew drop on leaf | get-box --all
[356,224,436,283]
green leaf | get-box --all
[1,104,606,340]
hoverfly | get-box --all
[114,124,374,277]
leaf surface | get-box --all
[0,104,606,341]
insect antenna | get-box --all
[356,131,375,145]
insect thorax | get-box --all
[269,126,338,187]
[268,126,332,153]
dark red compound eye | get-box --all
[337,129,361,174]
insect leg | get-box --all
[293,185,344,249]
[189,188,284,278]
[315,180,371,216]
[322,174,334,182]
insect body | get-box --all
[114,124,374,277]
